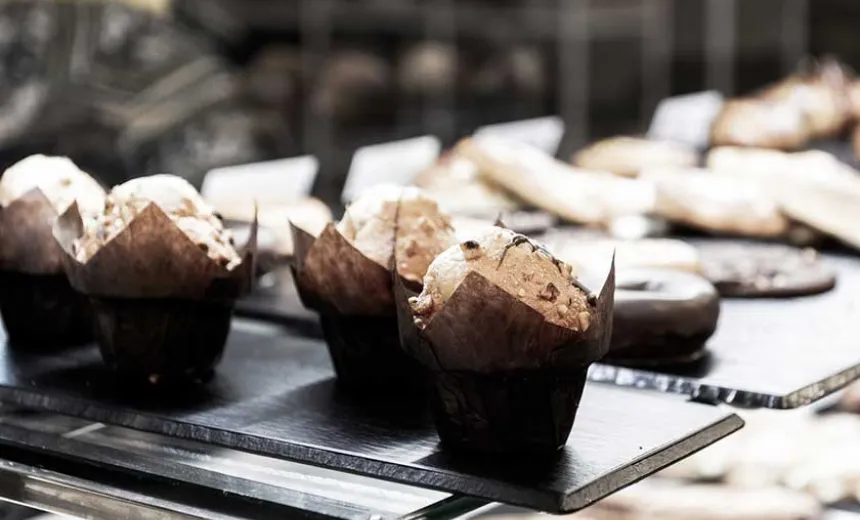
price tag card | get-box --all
[201,155,319,220]
[341,135,441,203]
[648,91,725,149]
[474,116,565,156]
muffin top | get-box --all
[410,227,592,330]
[74,174,241,269]
[336,184,457,282]
[0,155,105,216]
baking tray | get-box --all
[235,246,860,409]
[0,320,741,513]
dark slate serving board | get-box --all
[241,246,860,409]
[0,320,741,513]
[590,245,860,409]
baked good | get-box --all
[607,268,720,366]
[641,167,788,238]
[397,227,614,454]
[696,241,835,298]
[291,185,457,388]
[54,174,256,385]
[710,99,809,150]
[455,137,656,225]
[759,57,851,140]
[708,147,860,251]
[414,152,521,218]
[0,155,105,345]
[572,136,698,178]
[541,235,702,274]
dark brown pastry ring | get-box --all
[604,268,720,367]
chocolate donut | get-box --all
[605,268,720,367]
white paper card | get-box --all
[341,135,441,203]
[648,90,725,148]
[474,116,565,155]
[201,155,319,218]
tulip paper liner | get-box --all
[0,189,68,274]
[0,189,95,345]
[395,250,615,454]
[52,203,257,384]
[54,203,257,301]
[289,221,422,389]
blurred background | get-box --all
[3,0,856,207]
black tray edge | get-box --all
[588,362,860,409]
[0,383,743,513]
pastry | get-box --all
[290,185,457,388]
[696,241,835,298]
[414,152,521,218]
[606,268,720,367]
[455,137,656,225]
[708,147,860,251]
[0,155,106,346]
[759,57,851,140]
[54,174,256,385]
[572,136,698,178]
[710,98,809,150]
[396,227,614,454]
[641,167,789,238]
[541,235,702,274]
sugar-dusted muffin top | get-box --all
[74,174,241,269]
[0,154,105,216]
[410,227,592,331]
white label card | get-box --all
[474,116,565,156]
[341,135,441,203]
[647,90,725,149]
[201,155,319,219]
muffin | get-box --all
[397,227,614,455]
[54,174,255,385]
[0,155,105,345]
[290,184,457,389]
[572,136,698,178]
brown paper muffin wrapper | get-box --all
[53,203,256,383]
[55,203,256,300]
[0,271,93,347]
[0,189,67,274]
[395,255,615,454]
[91,296,233,385]
[290,221,422,389]
[0,189,95,347]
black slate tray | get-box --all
[238,247,860,410]
[590,247,860,409]
[0,320,741,513]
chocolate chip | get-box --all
[539,282,560,302]
[463,240,480,249]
